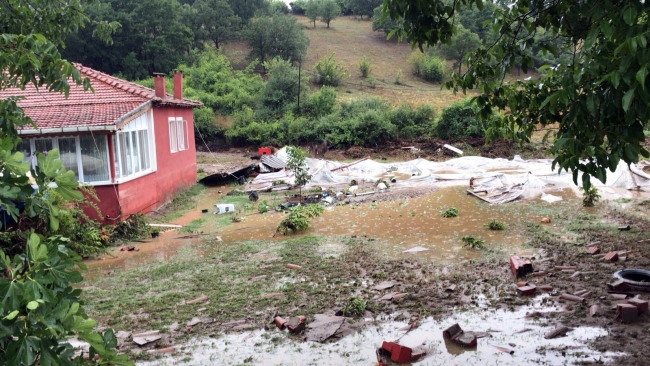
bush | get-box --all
[580,186,600,207]
[313,53,348,86]
[277,204,324,235]
[359,56,372,77]
[462,235,486,249]
[408,51,445,82]
[436,98,484,140]
[484,219,505,230]
[193,107,224,141]
[328,110,397,147]
[343,296,366,316]
[390,104,436,138]
[306,86,337,118]
[440,206,459,217]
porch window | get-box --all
[113,111,155,182]
[16,134,111,184]
[169,117,188,152]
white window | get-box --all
[114,111,156,183]
[17,134,111,184]
[169,117,188,152]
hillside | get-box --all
[224,15,472,110]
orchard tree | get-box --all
[347,0,382,19]
[305,0,320,28]
[319,0,342,28]
[193,0,241,49]
[1,1,132,365]
[382,0,650,189]
[244,14,310,63]
[286,146,312,203]
[439,25,481,74]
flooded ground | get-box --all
[85,186,584,278]
[139,296,621,366]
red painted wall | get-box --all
[85,105,197,223]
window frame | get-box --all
[114,110,156,184]
[169,117,189,153]
[20,134,112,186]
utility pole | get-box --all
[297,57,301,115]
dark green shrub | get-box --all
[306,86,337,118]
[436,98,484,140]
[328,110,397,147]
[313,53,348,86]
[193,107,224,141]
[390,103,436,138]
[359,56,372,77]
[409,51,445,82]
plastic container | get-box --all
[258,147,272,155]
[214,204,235,214]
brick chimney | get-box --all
[173,70,183,100]
[153,73,166,99]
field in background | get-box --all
[223,15,473,111]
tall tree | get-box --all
[257,57,309,118]
[1,1,132,365]
[244,14,310,63]
[305,0,320,28]
[227,0,268,22]
[346,0,381,19]
[193,0,241,49]
[382,0,650,188]
[319,0,341,28]
[439,25,481,74]
[372,6,401,35]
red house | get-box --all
[0,65,202,223]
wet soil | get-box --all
[81,186,650,365]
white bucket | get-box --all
[214,204,235,214]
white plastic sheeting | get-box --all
[245,148,650,202]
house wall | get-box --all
[105,106,196,222]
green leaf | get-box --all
[624,6,637,26]
[600,19,613,39]
[4,310,19,320]
[622,88,635,112]
[636,67,647,89]
[26,301,38,310]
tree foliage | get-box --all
[286,146,312,203]
[305,0,320,28]
[1,1,131,364]
[320,0,342,28]
[346,0,382,18]
[439,25,481,74]
[192,0,241,49]
[257,58,309,118]
[312,53,348,86]
[372,6,402,35]
[382,0,650,188]
[436,98,483,140]
[244,14,310,63]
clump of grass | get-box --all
[359,56,372,78]
[343,296,366,316]
[580,186,600,207]
[462,235,486,249]
[440,206,459,218]
[181,218,206,233]
[258,200,269,214]
[484,219,505,230]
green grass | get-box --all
[160,184,206,222]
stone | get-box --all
[373,281,395,291]
[544,325,569,339]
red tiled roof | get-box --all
[0,64,201,129]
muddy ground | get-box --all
[81,180,650,365]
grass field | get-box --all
[223,15,474,111]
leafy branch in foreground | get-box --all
[382,0,650,189]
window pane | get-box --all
[113,135,120,179]
[119,133,129,176]
[138,130,150,170]
[169,120,177,152]
[14,139,32,164]
[34,139,53,156]
[177,119,184,150]
[58,138,79,180]
[79,135,110,182]
[131,131,140,173]
[183,120,189,151]
[126,132,133,175]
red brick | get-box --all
[603,252,619,262]
[532,271,546,277]
[517,285,537,296]
[539,285,553,292]
[390,344,412,363]
[516,282,529,287]
[285,264,302,270]
[560,293,585,303]
[587,247,600,255]
[510,256,533,277]
[589,305,599,317]
[628,298,648,314]
[617,303,638,322]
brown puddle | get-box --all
[84,186,581,279]
[138,296,622,366]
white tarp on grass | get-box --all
[245,148,650,202]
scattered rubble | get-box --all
[443,323,477,348]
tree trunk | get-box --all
[458,61,462,74]
[327,21,330,28]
